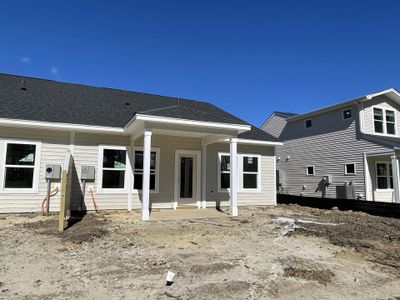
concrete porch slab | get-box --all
[145,208,229,221]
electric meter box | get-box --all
[81,166,95,181]
[45,164,61,180]
[322,175,332,184]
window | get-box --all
[101,147,126,189]
[3,142,40,190]
[305,119,313,128]
[242,156,258,189]
[218,153,260,192]
[374,107,396,135]
[376,162,393,189]
[306,165,315,176]
[133,150,158,191]
[342,108,352,120]
[219,155,230,189]
[344,163,356,175]
[386,110,395,135]
[374,108,384,133]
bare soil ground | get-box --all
[1,205,400,299]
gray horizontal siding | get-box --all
[261,114,287,138]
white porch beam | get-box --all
[230,138,238,217]
[201,145,207,209]
[142,130,152,221]
[201,135,227,146]
[391,154,400,203]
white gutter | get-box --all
[0,117,124,133]
[127,113,252,133]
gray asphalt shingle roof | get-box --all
[0,73,279,142]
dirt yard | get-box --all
[1,205,399,299]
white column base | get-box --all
[142,209,150,221]
[202,200,207,209]
[230,206,238,217]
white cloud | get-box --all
[20,57,31,64]
[50,67,59,75]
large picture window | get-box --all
[374,107,396,135]
[100,147,126,189]
[218,153,261,192]
[4,143,38,189]
[133,150,158,191]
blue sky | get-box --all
[1,1,400,126]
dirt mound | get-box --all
[283,267,334,285]
[20,213,109,244]
[189,262,237,274]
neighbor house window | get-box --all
[218,153,260,192]
[305,119,313,128]
[100,147,126,189]
[242,156,259,189]
[386,110,395,135]
[376,162,393,189]
[342,108,352,120]
[374,108,396,135]
[133,149,159,192]
[3,142,40,190]
[344,163,356,175]
[306,165,315,176]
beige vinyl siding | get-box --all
[261,114,287,138]
[0,127,277,213]
[206,143,276,207]
[276,104,393,199]
[0,127,70,213]
[362,95,400,136]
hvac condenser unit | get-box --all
[336,182,355,199]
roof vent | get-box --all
[20,76,27,90]
[125,102,130,106]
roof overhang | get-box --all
[223,138,283,146]
[0,117,124,134]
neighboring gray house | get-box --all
[262,88,400,203]
[0,73,282,219]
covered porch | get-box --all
[364,150,400,203]
[125,114,251,221]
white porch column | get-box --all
[127,139,134,211]
[230,138,238,217]
[142,130,152,221]
[201,145,207,209]
[391,153,400,203]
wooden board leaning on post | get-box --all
[59,152,73,232]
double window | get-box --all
[218,153,261,192]
[376,162,393,190]
[374,108,396,135]
[99,146,159,192]
[1,140,41,192]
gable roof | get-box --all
[0,73,279,142]
[286,88,400,122]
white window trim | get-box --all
[217,152,262,193]
[373,106,397,136]
[304,119,313,129]
[0,139,42,194]
[97,145,128,193]
[342,108,353,120]
[375,161,393,191]
[305,165,315,176]
[344,163,356,175]
[132,147,160,194]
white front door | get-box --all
[174,150,201,207]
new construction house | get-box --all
[262,88,400,203]
[0,73,281,220]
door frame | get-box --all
[174,149,201,209]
